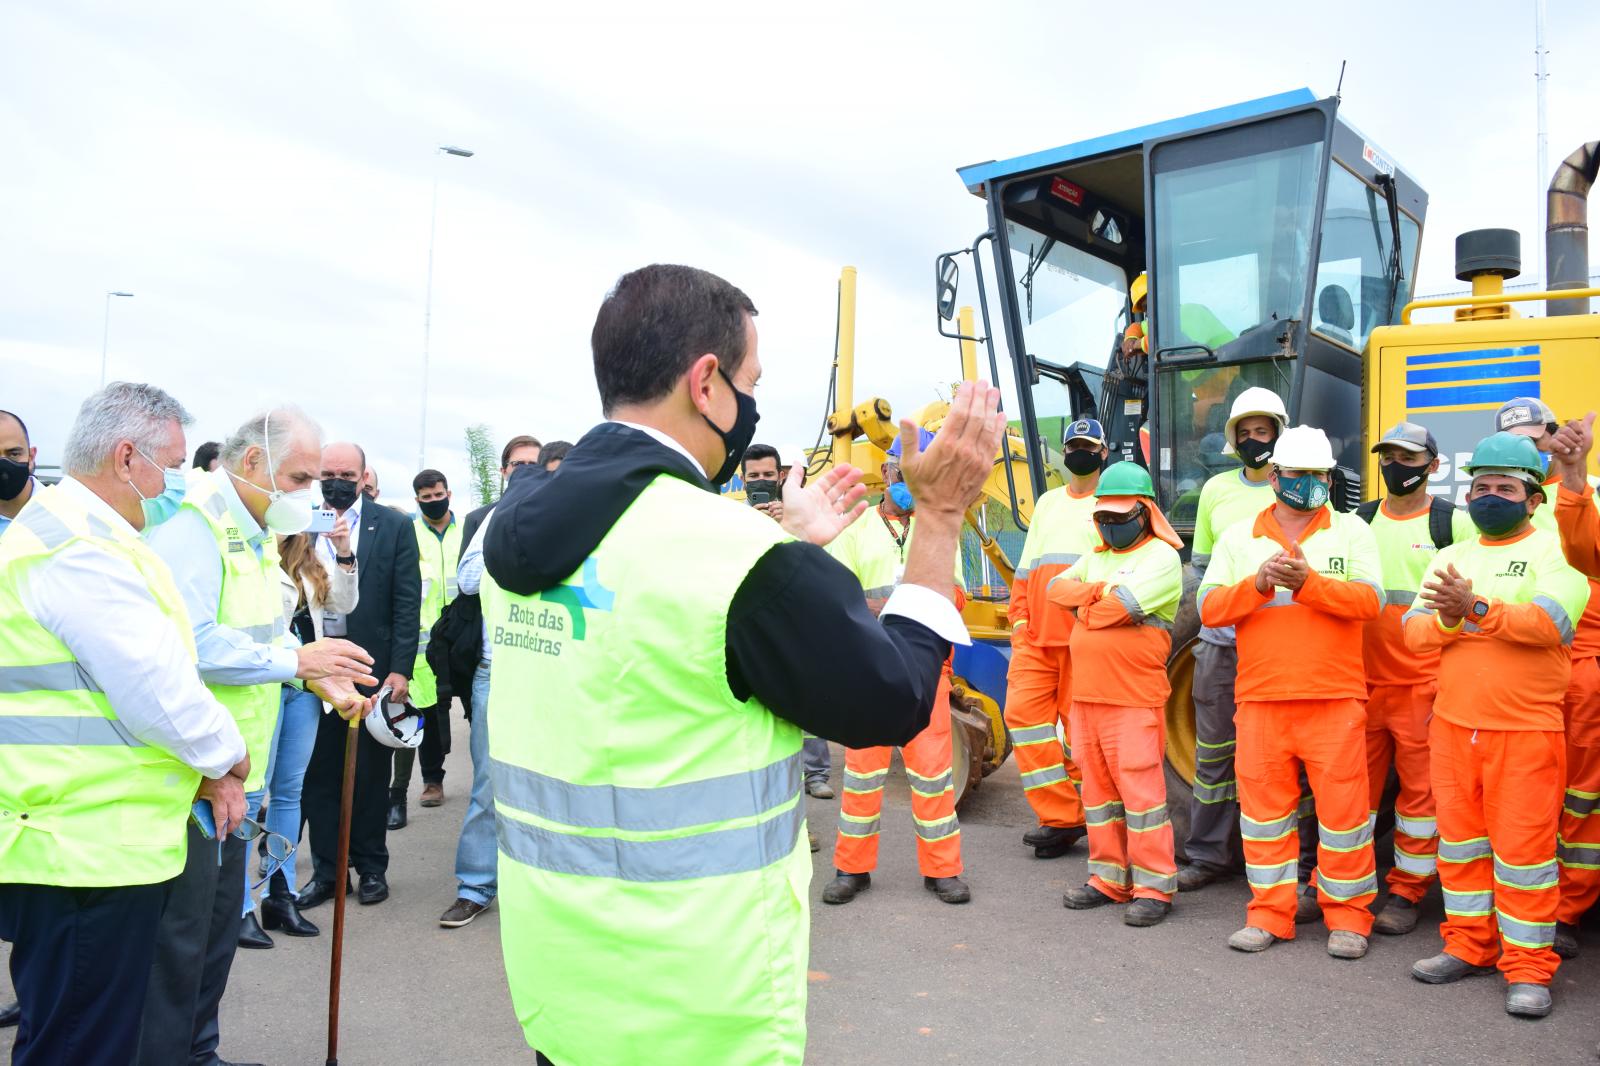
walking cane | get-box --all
[326,714,360,1066]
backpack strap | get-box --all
[1355,499,1380,524]
[1428,495,1457,551]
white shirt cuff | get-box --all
[881,583,970,646]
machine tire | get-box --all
[949,700,991,810]
[1164,568,1242,869]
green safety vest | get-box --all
[408,515,462,708]
[485,474,808,1066]
[824,506,963,598]
[0,485,202,886]
[181,471,284,792]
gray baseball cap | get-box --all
[1371,421,1438,457]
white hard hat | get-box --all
[1272,425,1337,472]
[1222,387,1289,457]
[364,693,425,749]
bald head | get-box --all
[321,443,365,482]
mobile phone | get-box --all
[748,491,773,506]
[744,478,780,507]
[190,800,218,840]
[306,507,338,534]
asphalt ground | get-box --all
[4,735,1600,1065]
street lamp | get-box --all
[418,145,475,471]
[100,291,134,386]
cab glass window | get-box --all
[1312,162,1422,352]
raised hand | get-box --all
[1551,413,1595,495]
[779,462,867,547]
[899,381,1006,517]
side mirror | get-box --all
[936,255,959,321]
[1090,209,1124,245]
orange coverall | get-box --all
[1553,482,1600,924]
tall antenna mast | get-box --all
[1535,0,1550,291]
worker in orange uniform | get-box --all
[1004,419,1107,858]
[1404,431,1590,1020]
[1197,425,1383,960]
[1355,422,1475,936]
[821,450,970,906]
[1050,462,1184,927]
[1501,399,1600,961]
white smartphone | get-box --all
[306,508,338,534]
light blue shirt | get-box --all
[147,471,300,687]
[457,508,492,662]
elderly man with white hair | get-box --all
[0,383,250,1066]
[138,405,375,1066]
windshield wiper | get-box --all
[1376,173,1406,320]
[1021,238,1057,323]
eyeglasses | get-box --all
[205,814,296,890]
[506,459,540,468]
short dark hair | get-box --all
[0,410,29,446]
[742,443,779,474]
[540,441,572,468]
[413,468,448,494]
[192,440,220,469]
[591,264,758,415]
[500,434,541,469]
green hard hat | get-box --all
[1462,431,1547,489]
[1097,461,1155,498]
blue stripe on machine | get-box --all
[1405,360,1541,386]
[1404,345,1541,367]
[1406,381,1539,408]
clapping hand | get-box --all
[1420,563,1475,627]
[779,463,867,547]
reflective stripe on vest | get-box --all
[0,661,101,694]
[0,714,145,746]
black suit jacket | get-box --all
[346,500,422,687]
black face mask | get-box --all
[702,368,759,487]
[1096,510,1147,551]
[1236,437,1275,470]
[418,497,450,521]
[1064,449,1102,477]
[0,457,30,501]
[321,477,360,511]
[1381,461,1430,497]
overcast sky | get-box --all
[5,0,1597,500]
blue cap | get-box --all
[1065,418,1106,446]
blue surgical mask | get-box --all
[133,449,187,528]
[1274,473,1329,512]
[888,481,914,511]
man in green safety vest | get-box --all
[480,263,1003,1065]
[140,406,376,1066]
[0,383,251,1066]
[388,467,463,829]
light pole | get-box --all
[100,291,134,386]
[419,144,475,471]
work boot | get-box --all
[1124,898,1172,927]
[1227,926,1278,953]
[805,778,835,800]
[1294,883,1322,925]
[925,876,971,904]
[1373,894,1421,936]
[1553,921,1580,960]
[420,782,445,808]
[1505,982,1553,1018]
[1327,930,1368,959]
[1176,862,1231,892]
[1026,825,1086,859]
[237,911,273,949]
[821,871,870,905]
[1062,883,1118,910]
[1411,951,1495,984]
[387,788,407,831]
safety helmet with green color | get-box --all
[1463,431,1547,498]
[1093,461,1183,549]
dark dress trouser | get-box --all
[0,878,167,1066]
[137,821,248,1066]
[305,709,395,882]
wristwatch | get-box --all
[1470,597,1489,621]
[336,553,356,566]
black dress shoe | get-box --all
[297,876,352,910]
[237,911,273,949]
[261,894,320,937]
[0,1000,19,1028]
[358,872,389,905]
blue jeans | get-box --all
[803,735,831,783]
[454,662,497,905]
[242,685,323,911]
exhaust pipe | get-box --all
[1546,141,1599,316]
